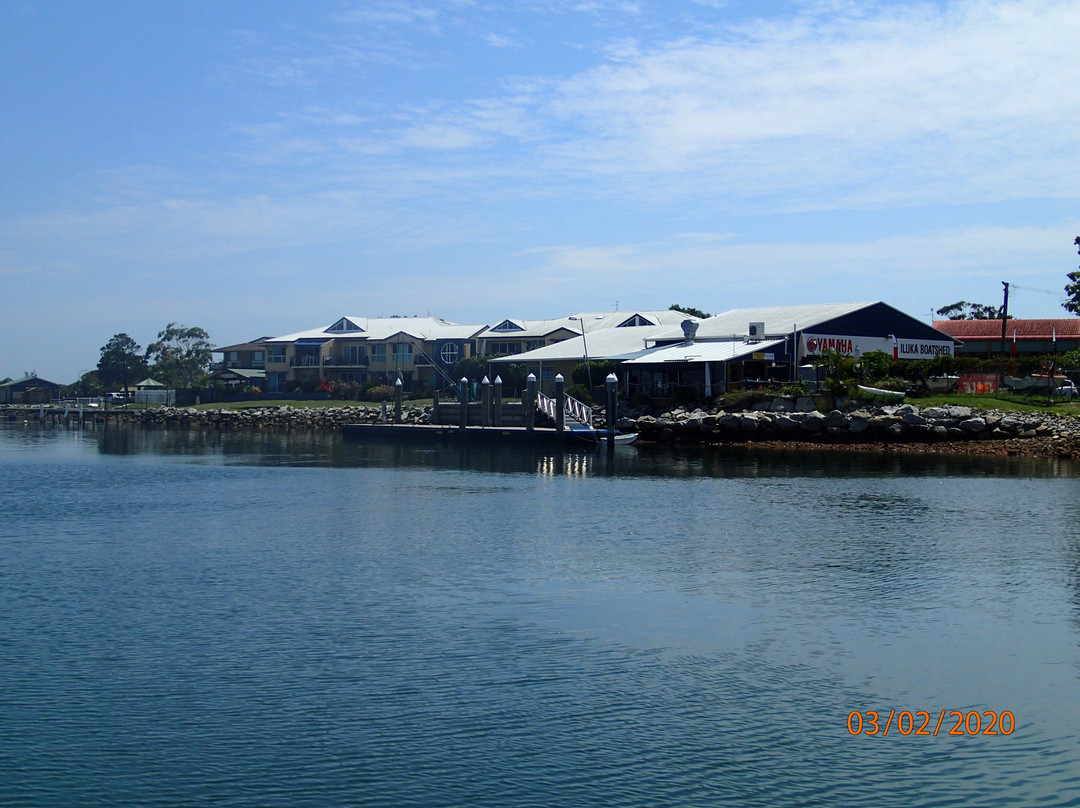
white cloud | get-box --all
[231,0,1079,214]
[526,0,1080,203]
[483,32,522,49]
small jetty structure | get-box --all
[342,373,628,449]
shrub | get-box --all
[366,385,395,402]
[719,389,761,411]
[856,350,894,382]
[571,360,622,388]
[566,383,593,404]
[779,382,811,397]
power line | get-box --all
[1006,282,1058,296]
[1006,281,1069,308]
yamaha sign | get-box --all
[800,333,953,360]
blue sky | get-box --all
[3,0,1079,383]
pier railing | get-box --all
[536,391,593,428]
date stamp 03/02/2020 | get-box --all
[847,710,1015,737]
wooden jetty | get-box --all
[342,422,603,448]
[345,373,627,450]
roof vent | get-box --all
[681,320,699,344]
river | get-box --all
[1,421,1079,807]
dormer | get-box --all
[617,314,655,328]
[490,319,525,333]
[326,317,364,333]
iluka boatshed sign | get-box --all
[800,334,954,360]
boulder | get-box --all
[959,418,986,434]
[848,416,871,434]
[822,410,848,428]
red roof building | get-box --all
[933,319,1080,357]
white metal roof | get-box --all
[489,324,676,363]
[477,310,696,340]
[267,317,485,343]
[623,338,786,365]
[650,302,877,342]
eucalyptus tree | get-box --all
[145,323,212,388]
[97,333,147,392]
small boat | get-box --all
[593,431,638,446]
[857,384,905,399]
[566,429,639,446]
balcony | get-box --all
[290,356,322,367]
[324,355,369,367]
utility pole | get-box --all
[998,281,1009,387]
[998,281,1009,358]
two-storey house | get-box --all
[263,317,486,393]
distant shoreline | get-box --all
[3,403,1078,460]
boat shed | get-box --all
[622,302,957,400]
[0,373,61,404]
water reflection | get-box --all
[3,420,1080,807]
[4,420,1078,478]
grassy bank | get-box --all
[904,393,1080,416]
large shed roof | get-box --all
[651,302,875,342]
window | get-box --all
[267,372,287,392]
[327,318,362,333]
[392,343,413,362]
[440,343,460,365]
[491,320,524,332]
[489,342,521,355]
[268,346,286,364]
[542,368,554,381]
[371,344,386,362]
[343,345,367,365]
[252,351,265,369]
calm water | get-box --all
[2,421,1080,807]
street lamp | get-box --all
[568,316,592,392]
[75,369,92,400]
